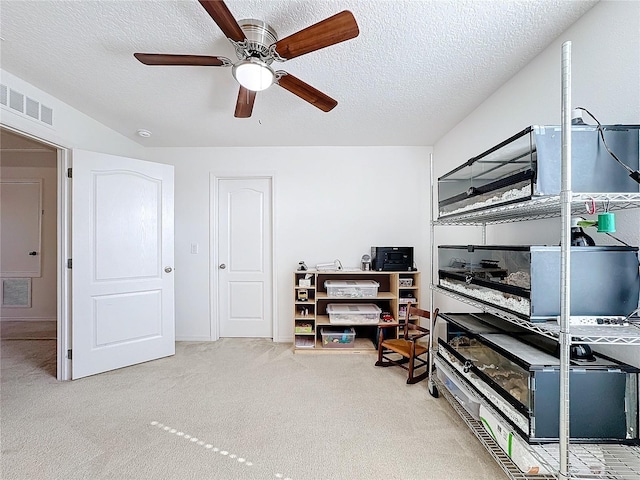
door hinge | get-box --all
[67,349,72,360]
[67,167,72,178]
[67,259,72,269]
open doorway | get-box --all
[1,126,174,380]
[0,128,58,377]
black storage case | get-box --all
[436,312,640,444]
[438,245,640,321]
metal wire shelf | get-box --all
[434,374,640,479]
[435,193,640,225]
[432,286,640,345]
[433,375,557,480]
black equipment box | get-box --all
[371,246,414,271]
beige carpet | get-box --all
[1,336,507,480]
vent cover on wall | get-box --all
[9,89,24,112]
[25,97,39,119]
[1,278,32,307]
[0,84,7,106]
[0,83,53,126]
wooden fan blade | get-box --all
[273,11,359,61]
[198,0,246,43]
[276,73,337,112]
[234,86,256,118]
[134,53,230,66]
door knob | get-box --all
[28,251,37,256]
[219,264,226,269]
[164,267,173,273]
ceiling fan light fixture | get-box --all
[232,58,274,92]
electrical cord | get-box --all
[625,307,640,323]
[575,107,640,184]
[604,232,633,247]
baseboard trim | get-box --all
[1,318,57,340]
[176,335,212,342]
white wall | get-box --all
[432,1,640,366]
[1,153,57,321]
[1,69,144,157]
[1,68,432,344]
[146,146,431,341]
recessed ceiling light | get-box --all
[137,129,152,138]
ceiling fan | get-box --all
[134,0,359,118]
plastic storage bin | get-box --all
[435,358,481,420]
[294,336,314,348]
[478,405,552,475]
[324,280,380,298]
[294,321,313,333]
[321,327,356,348]
[326,303,382,324]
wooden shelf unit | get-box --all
[293,270,420,353]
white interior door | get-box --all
[0,179,42,277]
[71,150,174,379]
[217,177,273,338]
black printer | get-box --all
[371,246,414,271]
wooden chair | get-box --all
[375,304,439,384]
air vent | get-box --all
[0,84,54,127]
[9,89,24,112]
[25,97,39,120]
[40,105,53,125]
[1,278,32,307]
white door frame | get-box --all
[209,173,278,341]
[0,124,72,380]
[57,146,71,380]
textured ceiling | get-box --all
[0,0,597,147]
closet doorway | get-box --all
[0,128,58,376]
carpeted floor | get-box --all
[0,333,507,480]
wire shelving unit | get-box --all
[428,41,640,480]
